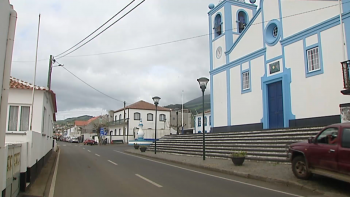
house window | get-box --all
[238,11,247,33]
[119,114,122,120]
[134,112,140,120]
[307,47,320,72]
[147,113,153,121]
[209,116,211,126]
[204,116,207,126]
[8,105,30,131]
[160,114,166,121]
[214,14,222,37]
[198,117,201,127]
[114,129,116,135]
[119,129,121,135]
[242,71,250,90]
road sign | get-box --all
[100,128,105,136]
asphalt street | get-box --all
[53,142,321,197]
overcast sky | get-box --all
[9,0,260,120]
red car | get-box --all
[288,122,350,183]
[83,139,96,145]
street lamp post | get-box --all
[152,96,161,154]
[197,77,209,160]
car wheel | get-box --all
[292,156,312,180]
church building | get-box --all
[208,0,350,131]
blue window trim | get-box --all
[264,19,281,46]
[241,62,252,94]
[303,33,324,78]
[236,9,249,34]
[213,12,223,39]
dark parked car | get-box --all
[288,122,350,183]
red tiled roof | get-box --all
[75,116,100,127]
[75,120,87,126]
[114,100,171,113]
[9,76,58,120]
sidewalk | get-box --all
[125,149,350,197]
[18,149,59,197]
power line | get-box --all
[59,65,125,103]
[55,0,136,58]
[13,0,348,62]
[56,0,146,59]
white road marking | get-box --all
[115,151,302,197]
[83,148,85,150]
[135,174,163,188]
[48,149,61,197]
[88,150,91,152]
[63,145,66,146]
[95,154,100,157]
[108,160,118,166]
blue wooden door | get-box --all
[268,81,284,128]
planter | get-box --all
[140,147,147,152]
[230,157,245,166]
[134,145,140,149]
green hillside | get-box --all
[164,94,211,115]
[55,115,93,126]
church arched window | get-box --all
[214,13,222,37]
[238,11,248,33]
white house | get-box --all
[107,100,172,143]
[208,0,350,132]
[0,1,17,196]
[194,110,212,134]
[5,77,57,193]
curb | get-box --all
[124,150,332,197]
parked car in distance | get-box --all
[288,122,350,183]
[71,137,79,143]
[84,139,96,145]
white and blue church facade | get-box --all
[208,0,350,132]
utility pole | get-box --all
[181,90,184,134]
[127,108,129,144]
[47,55,53,90]
[123,101,126,143]
[176,111,179,135]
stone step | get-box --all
[162,127,322,138]
[146,148,290,163]
[161,131,319,140]
[148,147,288,158]
[159,135,315,142]
[150,145,287,152]
[155,139,307,144]
[151,143,289,148]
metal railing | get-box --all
[107,119,128,126]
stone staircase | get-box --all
[147,127,323,163]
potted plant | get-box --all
[134,143,140,149]
[140,145,147,152]
[229,151,247,166]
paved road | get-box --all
[53,142,321,197]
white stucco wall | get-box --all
[6,89,44,133]
[286,25,348,119]
[212,37,226,70]
[229,13,264,61]
[262,0,280,23]
[230,56,265,125]
[213,72,227,127]
[194,113,211,133]
[281,0,339,38]
[111,108,170,139]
